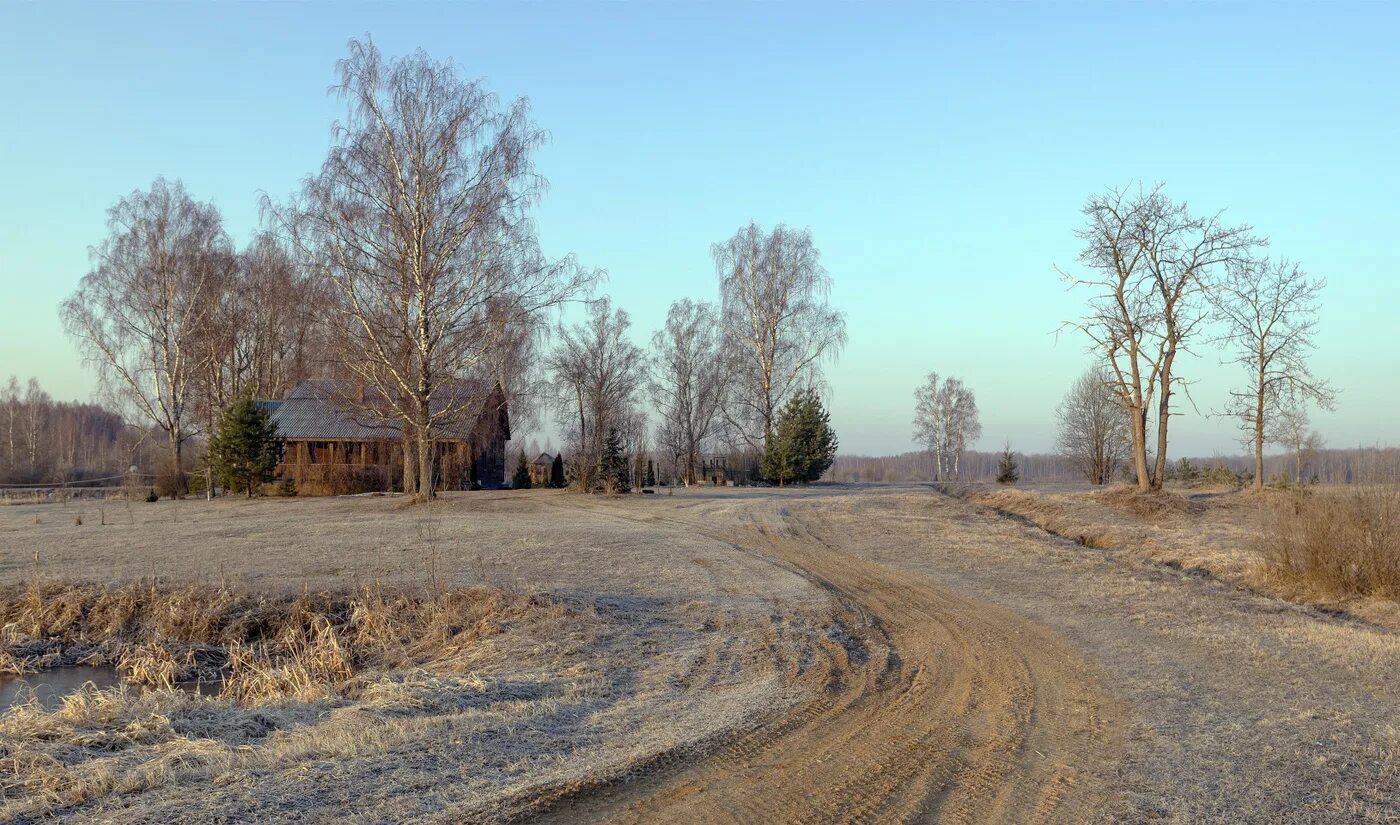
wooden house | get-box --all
[527,453,554,487]
[261,380,510,495]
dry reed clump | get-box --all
[1256,485,1400,599]
[0,580,557,704]
[0,581,609,821]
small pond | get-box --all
[0,666,220,713]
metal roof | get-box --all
[266,380,503,442]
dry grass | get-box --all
[1091,485,1201,518]
[0,494,825,822]
[1256,485,1400,599]
[0,580,552,703]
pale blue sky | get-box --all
[2,1,1396,455]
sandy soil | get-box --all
[3,486,1397,823]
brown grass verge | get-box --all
[0,580,553,702]
[0,579,608,819]
[1256,486,1400,599]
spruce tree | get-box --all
[645,458,656,488]
[599,428,629,493]
[550,453,566,488]
[512,450,532,489]
[208,395,284,498]
[763,389,838,485]
[996,441,1019,484]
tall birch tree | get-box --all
[61,177,232,493]
[288,38,592,499]
[714,223,846,453]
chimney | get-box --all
[356,380,365,403]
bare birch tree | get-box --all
[1211,257,1335,491]
[913,373,981,480]
[1055,367,1131,485]
[648,299,728,486]
[287,38,593,499]
[2,377,19,472]
[714,223,846,453]
[546,299,644,491]
[1062,185,1259,490]
[61,178,232,494]
[1271,402,1325,484]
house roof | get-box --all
[530,452,554,465]
[266,379,508,442]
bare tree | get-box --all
[2,376,20,472]
[61,178,232,494]
[1055,367,1131,485]
[714,223,846,453]
[1062,185,1260,490]
[1271,403,1325,484]
[913,373,981,480]
[1211,257,1336,491]
[546,298,645,492]
[648,299,728,486]
[287,38,593,499]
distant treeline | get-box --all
[828,446,1400,485]
[0,377,159,485]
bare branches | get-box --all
[60,178,234,492]
[545,298,644,492]
[648,299,728,486]
[714,223,846,453]
[912,373,981,480]
[1055,367,1131,485]
[1062,184,1262,489]
[1211,257,1335,489]
[288,37,595,498]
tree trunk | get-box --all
[1254,364,1266,492]
[1130,407,1151,492]
[417,400,433,500]
[1153,374,1171,491]
[402,432,417,496]
[170,430,185,498]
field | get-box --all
[1,485,1397,823]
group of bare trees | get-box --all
[1062,185,1332,491]
[543,222,847,491]
[911,373,982,480]
[0,377,137,484]
[1054,368,1131,485]
[546,299,646,492]
[59,179,323,493]
[648,299,727,486]
[59,38,591,500]
[282,39,593,498]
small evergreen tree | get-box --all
[550,453,566,488]
[512,450,532,489]
[645,458,656,488]
[996,441,1019,484]
[599,428,629,494]
[208,396,284,498]
[763,389,838,486]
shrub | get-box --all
[1257,485,1400,598]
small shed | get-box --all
[528,453,554,487]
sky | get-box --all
[2,1,1397,457]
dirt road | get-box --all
[533,495,1126,825]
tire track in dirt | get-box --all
[526,496,1125,824]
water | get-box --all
[0,665,123,712]
[0,666,221,713]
